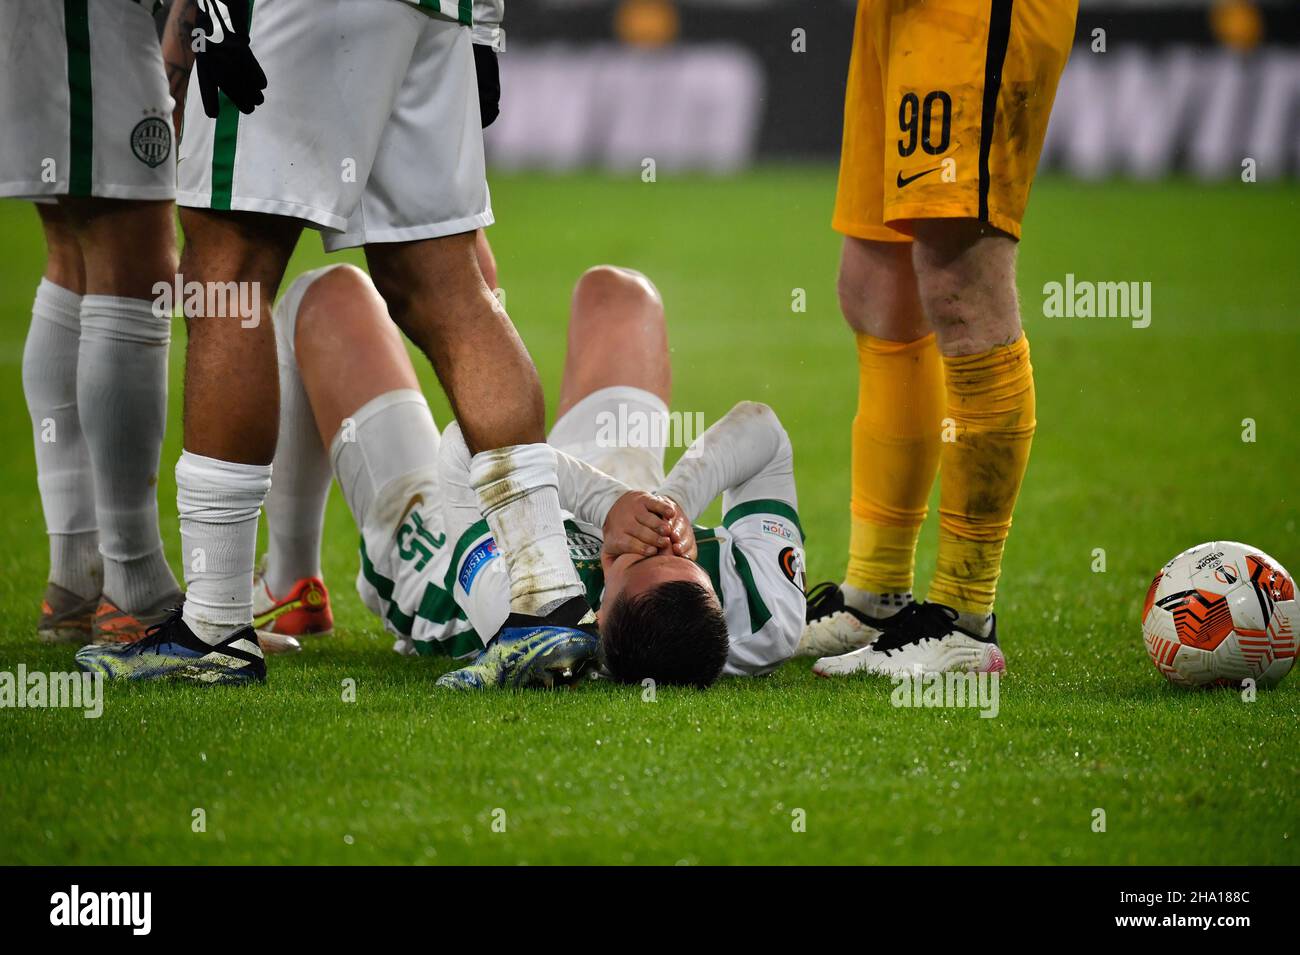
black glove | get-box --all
[473,43,500,129]
[195,0,268,119]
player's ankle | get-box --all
[841,582,912,619]
[49,531,103,602]
[181,605,251,645]
[532,590,587,619]
[953,607,994,638]
[103,548,180,614]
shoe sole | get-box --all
[76,657,266,685]
[38,625,93,646]
[812,644,1007,678]
[510,636,597,689]
[980,645,1007,674]
[256,629,303,655]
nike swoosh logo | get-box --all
[896,167,940,188]
[198,0,229,45]
[398,493,425,527]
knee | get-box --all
[835,261,870,332]
[293,264,385,343]
[571,265,662,331]
[575,265,660,308]
[910,220,1017,339]
[837,238,929,340]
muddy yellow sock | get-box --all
[929,335,1035,616]
[847,333,945,595]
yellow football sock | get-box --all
[847,333,945,594]
[928,335,1036,616]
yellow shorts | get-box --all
[832,0,1077,242]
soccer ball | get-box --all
[1142,541,1297,689]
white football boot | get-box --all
[812,602,1005,677]
[795,581,905,658]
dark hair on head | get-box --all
[599,580,729,689]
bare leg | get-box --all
[909,219,1021,356]
[474,228,498,294]
[366,232,581,617]
[37,204,85,292]
[60,198,175,299]
[837,236,928,340]
[556,265,671,416]
[365,231,542,454]
[291,265,422,446]
[179,208,300,464]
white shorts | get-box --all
[0,0,175,201]
[176,0,491,251]
[548,386,670,492]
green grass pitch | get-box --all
[0,169,1297,865]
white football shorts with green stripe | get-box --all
[354,469,484,661]
[0,0,175,201]
[176,0,490,251]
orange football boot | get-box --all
[38,583,98,645]
[253,572,334,648]
[92,592,185,644]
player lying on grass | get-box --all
[247,262,807,687]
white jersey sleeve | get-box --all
[659,403,806,675]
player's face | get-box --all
[597,552,717,627]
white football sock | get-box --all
[469,443,583,617]
[22,280,101,599]
[329,389,441,531]
[841,583,912,620]
[263,328,332,597]
[78,294,179,611]
[955,609,995,638]
[177,450,272,644]
[48,533,103,600]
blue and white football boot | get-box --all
[75,607,267,685]
[436,596,598,690]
